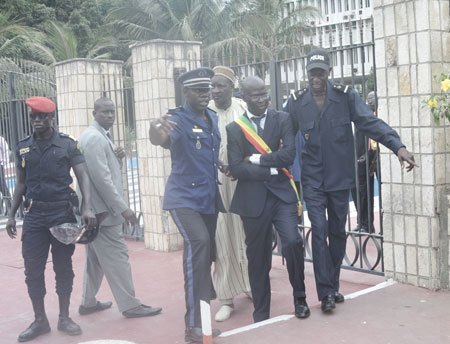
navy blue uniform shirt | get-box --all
[162,102,222,214]
[285,81,404,192]
[16,129,85,202]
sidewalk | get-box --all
[1,227,449,344]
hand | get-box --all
[6,218,17,239]
[397,147,418,172]
[219,164,233,177]
[114,146,126,160]
[81,207,97,230]
[152,115,176,136]
[121,208,138,225]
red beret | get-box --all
[25,96,56,113]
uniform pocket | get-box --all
[330,118,352,142]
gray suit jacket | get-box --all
[79,121,128,226]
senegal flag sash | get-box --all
[234,115,303,215]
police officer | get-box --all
[149,68,222,343]
[6,96,96,342]
[284,48,417,313]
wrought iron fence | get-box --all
[203,20,383,275]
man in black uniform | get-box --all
[6,96,96,342]
[284,48,416,313]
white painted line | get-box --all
[219,314,294,337]
[220,280,396,339]
[344,279,396,300]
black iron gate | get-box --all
[204,21,383,275]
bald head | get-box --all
[366,91,376,112]
[94,97,114,111]
[241,76,269,116]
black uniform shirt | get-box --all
[15,130,85,202]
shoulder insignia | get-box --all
[167,106,182,115]
[59,132,77,141]
[333,83,351,93]
[18,135,31,143]
[291,88,308,101]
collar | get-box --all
[93,120,111,136]
[32,129,62,147]
[247,109,268,120]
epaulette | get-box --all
[333,83,351,93]
[59,132,77,141]
[18,135,31,142]
[167,106,182,115]
[290,88,308,101]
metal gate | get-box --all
[0,59,143,240]
[204,21,383,275]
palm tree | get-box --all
[204,0,319,64]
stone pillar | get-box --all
[373,0,449,289]
[54,59,125,144]
[131,39,202,251]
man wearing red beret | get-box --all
[6,96,97,342]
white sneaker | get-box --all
[215,305,234,322]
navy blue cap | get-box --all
[306,48,331,71]
[177,67,214,89]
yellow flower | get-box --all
[441,78,450,92]
[427,98,438,108]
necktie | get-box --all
[252,115,265,136]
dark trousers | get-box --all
[303,185,349,301]
[170,208,218,329]
[351,171,375,232]
[241,192,306,323]
[22,204,76,301]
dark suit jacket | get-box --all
[226,109,297,217]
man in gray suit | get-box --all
[78,96,162,318]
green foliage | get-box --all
[423,73,450,124]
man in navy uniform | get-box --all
[5,96,96,342]
[149,67,222,343]
[284,48,417,313]
[226,76,310,322]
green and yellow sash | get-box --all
[234,115,303,215]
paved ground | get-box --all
[1,227,449,344]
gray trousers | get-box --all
[81,224,141,312]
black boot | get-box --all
[18,299,51,342]
[57,294,82,336]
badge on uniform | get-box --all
[19,147,30,155]
[192,126,203,133]
[305,133,310,141]
[195,136,201,150]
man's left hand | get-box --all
[397,147,418,172]
[114,146,126,160]
[81,208,97,230]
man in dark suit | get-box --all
[226,76,310,322]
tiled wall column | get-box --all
[54,59,128,202]
[55,59,124,142]
[373,0,450,289]
[131,39,201,251]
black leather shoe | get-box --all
[321,294,336,313]
[79,301,113,315]
[294,298,310,319]
[334,292,345,303]
[122,304,162,318]
[18,318,51,342]
[185,327,221,343]
[57,316,82,336]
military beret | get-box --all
[306,48,331,72]
[213,66,236,85]
[178,67,214,89]
[25,96,56,113]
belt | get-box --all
[28,200,71,211]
